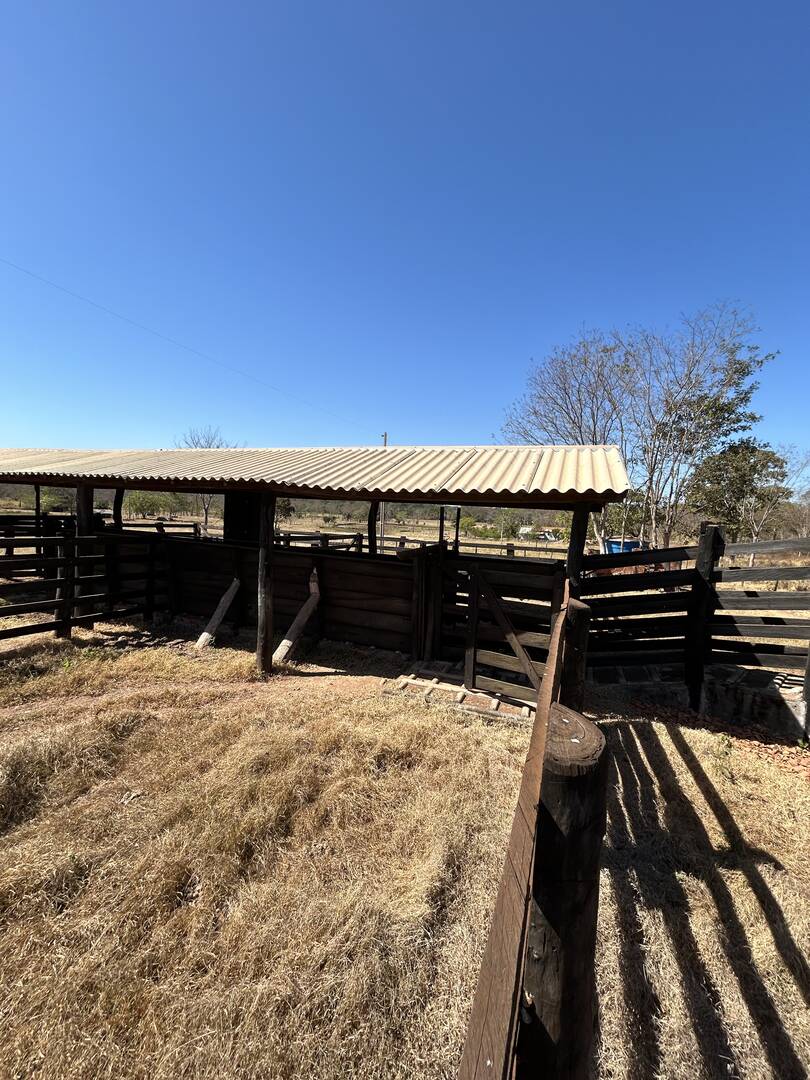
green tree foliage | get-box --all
[124,491,164,519]
[276,498,294,521]
[688,439,791,542]
[504,303,777,547]
[459,515,477,536]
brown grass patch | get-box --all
[0,626,808,1078]
[0,629,526,1079]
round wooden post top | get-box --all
[546,702,605,775]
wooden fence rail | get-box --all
[580,527,810,707]
[0,531,167,642]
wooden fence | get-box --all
[0,531,168,641]
[580,528,810,707]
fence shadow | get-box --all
[602,719,807,1080]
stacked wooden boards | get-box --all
[164,537,415,652]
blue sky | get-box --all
[1,1,808,450]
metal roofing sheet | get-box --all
[0,445,628,504]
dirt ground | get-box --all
[0,620,808,1080]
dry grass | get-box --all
[0,626,527,1080]
[591,690,810,1080]
[0,624,808,1079]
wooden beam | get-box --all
[75,485,94,533]
[196,577,241,648]
[273,569,320,664]
[256,492,276,675]
[113,488,124,529]
[566,507,590,591]
[687,523,725,710]
[559,597,591,711]
[367,500,380,557]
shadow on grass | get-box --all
[603,720,807,1080]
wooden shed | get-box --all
[0,444,628,701]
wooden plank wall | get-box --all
[579,550,696,669]
[164,537,414,652]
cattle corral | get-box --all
[1,443,809,1079]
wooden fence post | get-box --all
[113,488,125,530]
[55,525,75,640]
[560,598,591,711]
[144,538,156,623]
[686,523,725,711]
[464,567,480,690]
[256,492,276,675]
[3,528,14,579]
[516,703,609,1080]
[367,501,379,557]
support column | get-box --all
[687,522,725,711]
[560,597,592,712]
[256,492,276,675]
[566,507,591,593]
[76,485,94,534]
[367,500,380,557]
[113,488,124,530]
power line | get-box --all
[0,254,372,436]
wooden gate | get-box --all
[441,555,565,703]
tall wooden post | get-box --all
[453,507,461,553]
[566,507,590,593]
[517,703,609,1080]
[367,500,380,557]
[438,505,445,545]
[76,485,94,534]
[113,488,124,530]
[687,522,724,711]
[55,522,75,640]
[560,598,591,711]
[256,492,276,675]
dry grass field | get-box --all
[0,621,808,1079]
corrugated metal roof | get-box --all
[0,445,628,505]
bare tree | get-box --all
[504,304,776,549]
[614,304,774,546]
[177,426,232,534]
[502,331,630,548]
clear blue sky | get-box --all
[1,1,808,450]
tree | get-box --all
[495,508,520,540]
[503,331,626,548]
[177,426,233,534]
[614,304,774,546]
[276,498,294,522]
[504,303,777,548]
[689,440,809,554]
[125,491,163,518]
[459,514,477,536]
